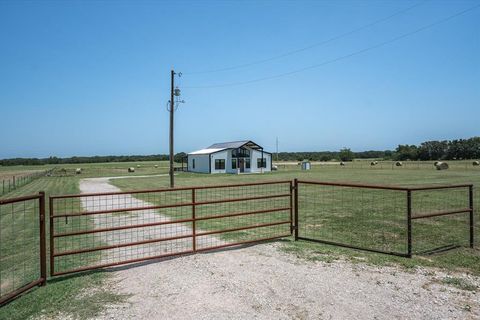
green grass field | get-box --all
[0,159,479,319]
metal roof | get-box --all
[207,140,263,150]
[188,148,226,155]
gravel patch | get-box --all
[80,177,479,320]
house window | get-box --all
[192,159,195,169]
[232,158,237,169]
[232,148,250,158]
[245,158,250,169]
[215,159,225,170]
[257,158,267,168]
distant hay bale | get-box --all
[136,164,141,168]
[435,162,449,170]
[473,161,480,166]
[370,161,378,166]
[154,165,159,168]
[340,162,345,166]
[434,161,440,167]
[128,167,135,173]
[395,161,403,167]
[75,168,82,174]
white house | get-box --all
[187,140,272,174]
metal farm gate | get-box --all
[0,193,46,305]
[49,181,293,276]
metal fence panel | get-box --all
[295,180,410,256]
[295,180,474,257]
[0,193,46,305]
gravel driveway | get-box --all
[79,177,479,320]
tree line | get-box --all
[393,137,480,161]
[1,137,478,166]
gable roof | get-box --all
[208,140,263,150]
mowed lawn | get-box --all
[0,160,479,319]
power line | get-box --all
[183,1,426,75]
[183,3,480,89]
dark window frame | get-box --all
[215,159,225,170]
[232,158,237,169]
[257,158,267,168]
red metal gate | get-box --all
[0,193,46,305]
[294,179,474,257]
[49,181,293,276]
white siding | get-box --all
[187,154,210,173]
[250,150,272,173]
[210,150,229,174]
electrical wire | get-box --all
[183,1,427,75]
[183,3,480,89]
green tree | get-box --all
[338,148,354,162]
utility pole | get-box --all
[168,70,184,188]
[169,70,175,188]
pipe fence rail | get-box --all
[0,193,46,306]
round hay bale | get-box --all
[154,164,159,168]
[435,162,449,170]
[75,168,82,174]
[434,161,439,167]
[370,161,378,166]
[272,165,278,171]
[128,167,135,173]
[395,161,403,167]
[340,162,345,166]
[473,161,480,166]
[136,164,141,168]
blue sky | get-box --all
[1,0,478,158]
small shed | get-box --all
[301,160,311,171]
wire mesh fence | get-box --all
[0,194,46,305]
[410,185,473,254]
[49,181,292,276]
[295,180,410,256]
[0,170,50,196]
[295,180,474,256]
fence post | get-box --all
[294,178,299,241]
[289,180,294,235]
[13,175,15,189]
[49,197,55,276]
[407,190,412,257]
[192,188,196,252]
[469,185,474,249]
[39,192,47,286]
